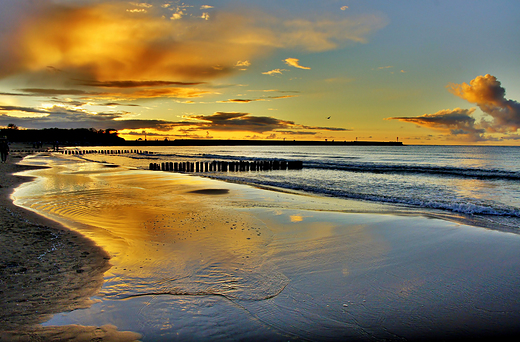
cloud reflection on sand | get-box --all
[14,156,289,302]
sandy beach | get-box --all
[0,148,141,341]
[2,151,520,341]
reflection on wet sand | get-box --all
[14,157,289,302]
[0,156,141,341]
[1,324,142,341]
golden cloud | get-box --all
[284,58,311,70]
[92,87,212,101]
[0,1,386,83]
[448,74,520,132]
[387,74,520,141]
[6,86,210,101]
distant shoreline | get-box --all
[2,128,403,147]
[121,139,404,147]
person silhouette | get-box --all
[0,137,9,163]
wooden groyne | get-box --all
[10,149,49,153]
[149,160,303,172]
[57,149,303,172]
[60,149,147,155]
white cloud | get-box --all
[235,60,251,70]
[262,69,287,76]
[236,60,251,67]
[130,2,153,8]
[170,9,184,20]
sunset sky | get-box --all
[0,0,519,144]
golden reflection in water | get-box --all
[290,214,304,222]
[451,177,497,200]
[14,158,287,300]
[14,155,395,303]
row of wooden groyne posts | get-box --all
[149,160,303,172]
[61,149,146,155]
[59,149,304,172]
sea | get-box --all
[72,144,520,234]
[13,143,520,340]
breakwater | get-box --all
[61,149,144,155]
[58,149,303,172]
[149,160,303,172]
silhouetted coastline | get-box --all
[127,139,404,146]
[0,128,125,146]
[1,128,404,147]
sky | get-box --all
[0,0,519,144]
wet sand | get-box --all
[0,148,141,341]
[9,152,520,341]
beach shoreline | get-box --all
[0,149,141,341]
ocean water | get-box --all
[75,144,520,233]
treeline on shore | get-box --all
[0,128,125,146]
